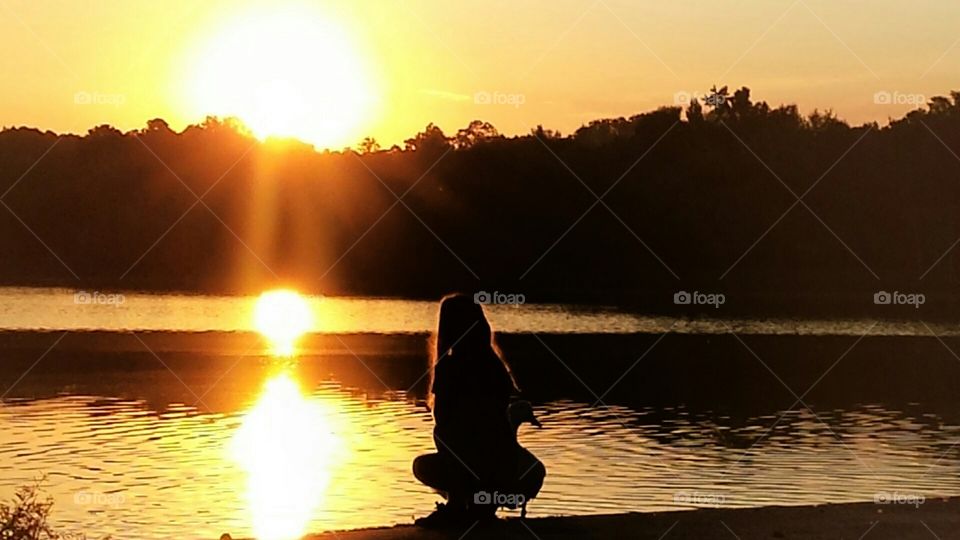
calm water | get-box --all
[0,286,956,336]
[2,288,960,539]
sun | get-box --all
[253,289,314,356]
[185,5,378,148]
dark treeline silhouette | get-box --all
[3,86,960,318]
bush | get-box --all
[0,480,82,540]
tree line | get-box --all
[2,87,960,318]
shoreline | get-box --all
[305,498,960,539]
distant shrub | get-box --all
[0,479,83,540]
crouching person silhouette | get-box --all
[413,293,546,528]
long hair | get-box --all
[426,293,518,407]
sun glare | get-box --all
[232,372,341,540]
[186,5,378,148]
[253,289,314,356]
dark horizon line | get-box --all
[3,85,954,152]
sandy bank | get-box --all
[305,498,959,539]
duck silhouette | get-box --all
[507,400,546,518]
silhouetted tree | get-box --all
[686,98,704,124]
[704,85,730,116]
[454,120,499,149]
[531,125,561,139]
[404,123,451,153]
[143,118,174,134]
[357,136,381,153]
[87,125,122,138]
[0,90,959,318]
[807,109,846,132]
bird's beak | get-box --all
[531,417,542,428]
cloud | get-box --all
[421,89,472,102]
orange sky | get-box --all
[0,0,958,148]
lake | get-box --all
[2,287,959,336]
[1,287,960,540]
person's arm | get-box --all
[431,359,455,440]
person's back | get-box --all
[432,348,516,486]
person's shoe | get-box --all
[414,502,471,529]
[467,502,499,523]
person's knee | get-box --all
[532,461,546,481]
[412,454,429,480]
[518,454,546,481]
[413,453,439,485]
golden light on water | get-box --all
[253,290,314,356]
[184,4,378,148]
[231,372,342,540]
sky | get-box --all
[0,0,958,148]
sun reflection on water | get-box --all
[252,289,314,356]
[231,372,342,540]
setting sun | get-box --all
[253,289,314,356]
[185,5,378,148]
